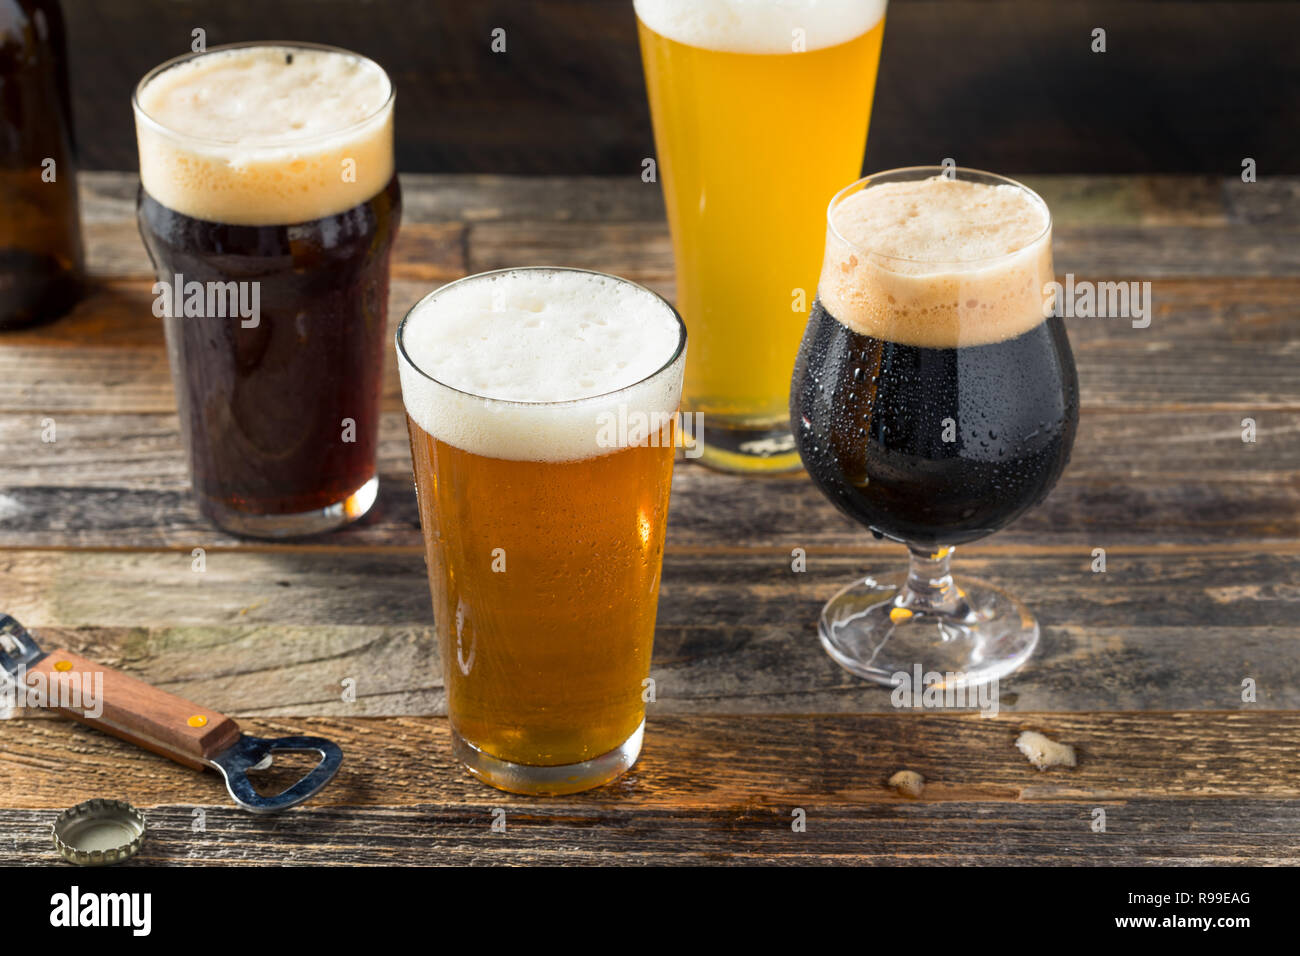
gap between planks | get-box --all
[1,540,1299,557]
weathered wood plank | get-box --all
[1017,175,1220,227]
[5,399,1299,549]
[74,172,1300,290]
[86,221,467,282]
[467,220,674,281]
[469,220,1300,281]
[6,799,1296,865]
[86,172,1295,230]
[4,409,1291,491]
[3,621,1295,719]
[1050,225,1300,278]
[0,279,427,413]
[7,169,1286,869]
[0,406,1294,551]
[4,712,1300,806]
[1,549,1296,714]
[78,172,669,255]
[2,713,1298,864]
[3,277,1296,415]
[397,173,668,223]
[0,466,1295,551]
[1222,178,1300,226]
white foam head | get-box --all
[397,269,687,463]
[634,0,886,54]
[819,173,1054,348]
[133,43,394,226]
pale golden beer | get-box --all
[396,268,686,795]
[636,0,886,471]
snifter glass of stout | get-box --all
[396,268,687,794]
[791,168,1078,688]
[132,43,400,537]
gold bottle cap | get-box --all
[52,799,146,866]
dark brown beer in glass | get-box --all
[791,167,1077,689]
[132,43,399,536]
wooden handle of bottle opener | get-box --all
[25,649,241,770]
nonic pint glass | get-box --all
[791,168,1079,688]
[133,43,400,537]
[637,0,886,472]
[396,268,687,794]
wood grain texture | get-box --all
[6,712,1300,804]
[11,275,1299,415]
[7,799,1298,865]
[0,172,1296,866]
[2,714,1298,864]
[3,173,1295,419]
[82,171,1282,228]
[470,221,1300,280]
[24,649,241,769]
[0,428,1294,550]
[0,548,1295,714]
[3,408,1293,494]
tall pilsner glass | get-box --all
[791,168,1078,688]
[396,268,687,794]
[637,0,886,472]
[133,43,400,537]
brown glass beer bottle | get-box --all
[0,0,83,330]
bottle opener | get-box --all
[0,614,342,813]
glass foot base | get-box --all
[452,720,644,795]
[819,571,1038,689]
[201,475,378,539]
[692,417,801,474]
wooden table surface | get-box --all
[1,172,1297,865]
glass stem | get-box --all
[899,545,970,616]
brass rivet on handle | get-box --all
[188,714,208,727]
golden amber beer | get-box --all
[396,268,686,794]
[636,0,886,471]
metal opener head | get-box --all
[0,614,47,677]
[209,734,344,814]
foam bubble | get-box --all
[134,45,393,226]
[819,176,1054,348]
[397,270,686,462]
[634,0,886,54]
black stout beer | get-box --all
[792,303,1077,547]
[132,43,399,536]
[0,0,83,329]
[791,168,1078,689]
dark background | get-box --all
[66,0,1298,175]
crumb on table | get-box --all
[1015,731,1077,770]
[888,769,925,797]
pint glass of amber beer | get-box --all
[637,0,886,472]
[396,268,686,794]
[133,43,400,536]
